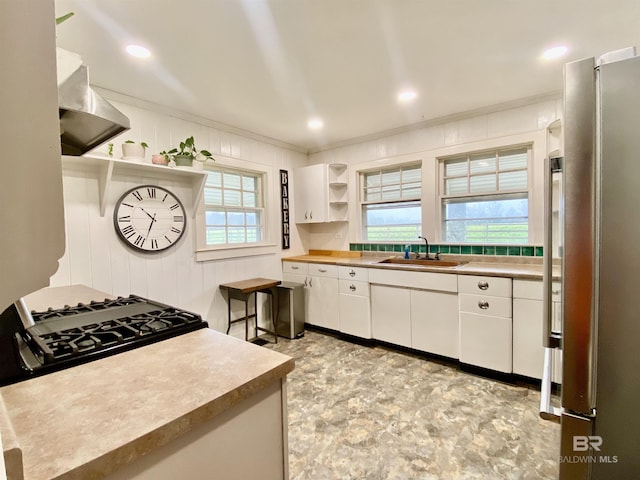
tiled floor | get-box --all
[261,329,560,480]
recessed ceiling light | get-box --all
[307,118,324,130]
[542,45,568,60]
[398,90,417,103]
[126,44,151,59]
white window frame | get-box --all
[195,155,277,261]
[347,154,424,243]
[439,144,531,244]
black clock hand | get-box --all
[139,207,155,221]
[145,213,157,238]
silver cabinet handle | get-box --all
[304,211,308,220]
[349,284,356,292]
[291,266,299,270]
[309,210,313,219]
[477,281,489,290]
[308,277,313,287]
[478,300,489,309]
[303,277,308,287]
[348,269,356,277]
[319,268,327,273]
[552,289,560,295]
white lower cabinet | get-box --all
[338,266,371,338]
[458,275,513,373]
[370,284,411,348]
[410,289,459,358]
[513,279,562,382]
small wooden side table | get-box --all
[219,278,281,344]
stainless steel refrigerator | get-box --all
[540,47,640,479]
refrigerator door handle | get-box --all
[543,155,561,348]
[539,347,562,422]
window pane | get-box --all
[227,211,244,226]
[402,183,421,198]
[499,150,527,170]
[246,212,257,225]
[402,167,421,183]
[206,171,222,187]
[204,188,223,205]
[445,159,467,177]
[242,175,257,191]
[224,189,241,206]
[242,191,257,207]
[205,210,225,225]
[246,227,260,242]
[223,172,241,189]
[364,202,421,242]
[365,172,380,187]
[365,189,381,202]
[499,170,527,190]
[381,169,400,185]
[470,154,496,174]
[381,185,401,201]
[443,196,528,244]
[446,177,467,195]
[227,227,245,243]
[206,227,226,245]
[469,174,496,194]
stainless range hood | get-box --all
[57,49,130,156]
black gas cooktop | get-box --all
[0,295,208,386]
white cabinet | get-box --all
[410,289,459,358]
[369,268,458,357]
[513,279,562,382]
[458,275,513,373]
[293,163,348,223]
[371,284,411,347]
[338,267,371,338]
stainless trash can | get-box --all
[276,282,305,339]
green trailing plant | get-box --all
[56,12,75,25]
[107,143,114,157]
[173,136,215,162]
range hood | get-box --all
[57,49,130,156]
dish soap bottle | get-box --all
[404,244,410,259]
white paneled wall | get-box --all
[307,97,562,249]
[50,100,308,332]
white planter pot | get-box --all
[122,143,145,161]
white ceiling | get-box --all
[53,0,640,152]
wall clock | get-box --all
[113,185,186,253]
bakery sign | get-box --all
[280,169,290,249]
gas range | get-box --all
[0,295,208,386]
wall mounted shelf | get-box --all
[62,155,207,218]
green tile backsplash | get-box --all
[350,243,543,257]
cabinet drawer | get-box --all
[308,263,338,278]
[513,279,561,302]
[338,266,369,282]
[339,279,370,297]
[282,261,309,275]
[459,293,512,318]
[458,275,512,297]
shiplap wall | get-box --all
[306,97,562,250]
[50,99,308,332]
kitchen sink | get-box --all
[376,258,467,268]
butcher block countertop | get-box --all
[283,249,556,280]
[0,286,294,480]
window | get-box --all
[203,167,264,246]
[440,147,529,244]
[361,163,421,242]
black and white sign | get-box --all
[280,169,290,249]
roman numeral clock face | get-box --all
[113,185,186,253]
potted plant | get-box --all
[171,136,215,167]
[151,151,169,166]
[122,140,148,161]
